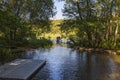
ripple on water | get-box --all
[23,46,120,80]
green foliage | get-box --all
[0,0,55,48]
[60,0,120,50]
[0,0,55,65]
[28,39,53,48]
[0,10,20,31]
[115,42,120,50]
[0,48,22,65]
[0,48,12,64]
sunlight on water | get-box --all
[23,45,120,80]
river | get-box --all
[23,45,120,80]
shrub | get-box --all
[0,48,22,65]
[28,39,53,48]
[0,48,14,64]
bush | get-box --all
[0,38,8,46]
[115,43,120,50]
[13,40,29,47]
[0,48,14,64]
[0,48,23,65]
[28,39,53,48]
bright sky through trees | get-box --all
[51,0,64,20]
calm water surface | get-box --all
[23,45,120,80]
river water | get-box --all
[23,45,120,80]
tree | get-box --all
[60,0,120,49]
[0,0,55,46]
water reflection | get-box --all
[23,45,120,80]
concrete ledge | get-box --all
[0,59,46,80]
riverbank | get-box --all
[75,46,120,55]
[0,39,53,65]
[11,46,53,53]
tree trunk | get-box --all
[114,18,119,46]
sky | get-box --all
[51,1,64,20]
